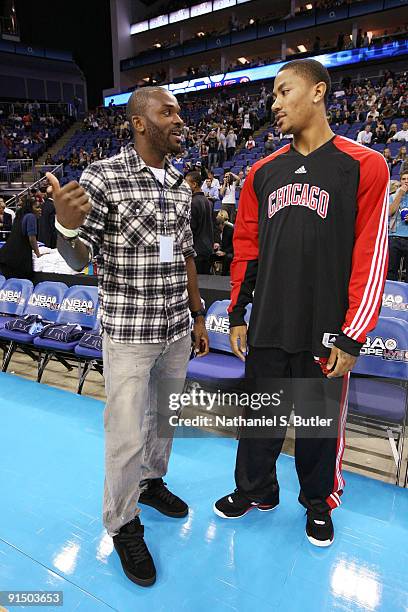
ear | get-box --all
[132,115,145,135]
[313,81,327,104]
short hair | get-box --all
[126,86,165,125]
[277,58,331,106]
[217,210,229,222]
[185,170,202,186]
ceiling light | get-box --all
[306,3,313,8]
[197,31,205,37]
[249,18,255,24]
[154,43,161,48]
[297,45,307,52]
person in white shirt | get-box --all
[366,105,379,122]
[201,170,220,191]
[220,171,240,222]
[389,122,408,143]
[202,176,220,207]
[226,129,237,160]
[357,125,373,145]
[242,111,252,139]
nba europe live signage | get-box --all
[104,39,408,105]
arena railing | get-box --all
[4,163,64,210]
[0,102,73,117]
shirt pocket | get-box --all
[175,201,190,242]
[119,200,157,248]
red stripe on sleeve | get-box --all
[333,136,390,344]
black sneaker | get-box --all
[112,517,156,587]
[306,510,334,547]
[213,489,279,519]
[139,478,188,518]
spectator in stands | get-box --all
[206,130,219,169]
[220,171,240,222]
[388,172,408,280]
[387,122,398,140]
[217,127,227,168]
[199,139,209,168]
[0,197,13,239]
[212,210,234,275]
[226,128,238,160]
[172,153,185,173]
[0,195,43,280]
[242,110,252,140]
[245,135,256,150]
[202,174,220,207]
[394,146,408,172]
[388,121,408,143]
[193,160,208,182]
[37,190,57,249]
[382,147,394,172]
[264,133,275,154]
[356,124,373,145]
[47,86,209,588]
[366,105,379,122]
[373,122,388,144]
[185,170,214,274]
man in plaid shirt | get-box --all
[46,87,209,587]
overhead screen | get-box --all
[104,39,408,106]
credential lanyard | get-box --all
[150,169,168,234]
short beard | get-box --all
[145,117,181,155]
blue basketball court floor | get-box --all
[1,372,408,612]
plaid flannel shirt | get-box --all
[78,143,195,344]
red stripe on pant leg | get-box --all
[325,373,349,509]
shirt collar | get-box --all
[122,142,183,188]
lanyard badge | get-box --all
[150,168,175,263]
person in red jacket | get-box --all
[213,59,389,547]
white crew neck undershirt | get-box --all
[148,166,166,185]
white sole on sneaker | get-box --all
[306,533,334,547]
[213,503,278,519]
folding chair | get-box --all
[381,280,408,321]
[34,285,99,383]
[187,300,251,381]
[348,316,408,484]
[0,278,33,328]
[74,319,103,394]
[0,281,68,372]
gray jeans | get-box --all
[102,332,191,535]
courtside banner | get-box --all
[105,39,408,105]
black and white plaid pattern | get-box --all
[78,143,195,344]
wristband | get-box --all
[55,218,79,238]
[191,309,206,320]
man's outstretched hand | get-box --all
[46,172,91,230]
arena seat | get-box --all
[381,280,408,322]
[0,278,33,328]
[348,316,408,482]
[186,299,251,381]
[74,320,103,394]
[33,284,99,382]
[0,281,68,372]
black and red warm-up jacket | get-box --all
[228,135,390,357]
